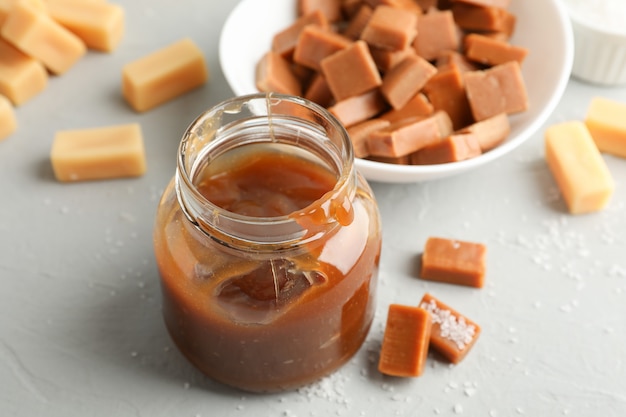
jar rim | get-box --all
[175,93,356,246]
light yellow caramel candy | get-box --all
[45,0,124,52]
[1,0,86,75]
[50,123,147,182]
[0,95,17,140]
[122,38,208,112]
[584,97,626,159]
[545,121,614,214]
[0,38,48,105]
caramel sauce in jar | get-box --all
[153,94,382,392]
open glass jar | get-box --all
[153,93,382,392]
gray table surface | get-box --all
[2,1,626,416]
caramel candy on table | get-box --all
[50,123,147,182]
[545,121,614,214]
[0,94,17,141]
[378,304,432,377]
[465,61,528,122]
[420,236,487,288]
[1,0,86,75]
[360,5,418,51]
[45,0,125,52]
[584,97,626,159]
[122,38,208,112]
[419,293,481,364]
[0,38,48,106]
[320,40,381,101]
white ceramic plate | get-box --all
[219,0,574,183]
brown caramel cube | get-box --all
[298,0,343,22]
[328,89,387,127]
[346,118,391,158]
[271,10,329,58]
[458,112,510,152]
[360,5,418,51]
[381,54,437,110]
[293,25,352,71]
[413,9,459,62]
[421,237,487,287]
[464,33,528,66]
[422,67,474,130]
[320,40,382,101]
[465,61,528,121]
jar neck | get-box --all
[175,93,356,251]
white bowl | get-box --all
[563,0,626,86]
[219,0,574,183]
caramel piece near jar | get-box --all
[50,123,146,182]
[293,25,352,72]
[328,89,387,128]
[545,121,614,214]
[412,133,482,165]
[346,118,391,158]
[320,40,382,101]
[378,304,432,377]
[419,293,481,364]
[420,236,487,288]
[256,51,303,96]
[272,10,329,58]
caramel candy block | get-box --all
[320,40,382,101]
[458,112,510,152]
[379,92,434,123]
[45,0,125,52]
[368,111,452,157]
[122,38,208,112]
[341,4,373,40]
[378,304,432,377]
[298,0,342,22]
[0,38,48,106]
[420,236,487,287]
[451,2,514,33]
[419,293,480,364]
[293,25,352,71]
[436,50,480,73]
[1,0,86,75]
[422,67,474,130]
[303,73,332,108]
[413,9,459,62]
[50,123,146,182]
[380,54,437,110]
[328,89,387,127]
[256,51,302,96]
[365,0,423,15]
[584,97,626,159]
[341,0,363,17]
[0,0,13,26]
[346,118,390,158]
[464,33,528,66]
[412,132,481,165]
[545,121,614,214]
[465,61,528,122]
[271,10,329,59]
[370,46,415,73]
[368,154,411,165]
[0,95,17,140]
[360,5,418,51]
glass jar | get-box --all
[153,93,382,392]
